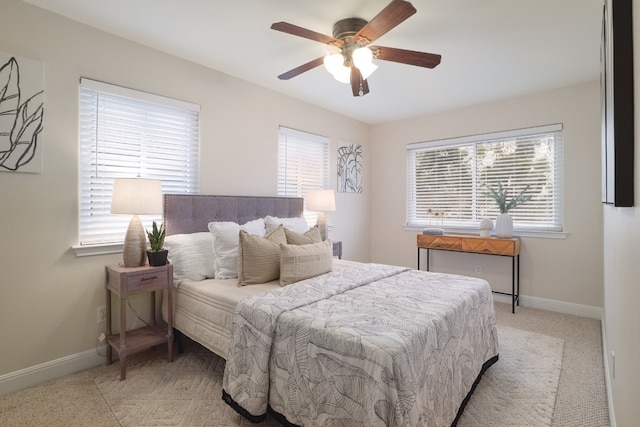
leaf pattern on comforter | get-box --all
[223,263,499,427]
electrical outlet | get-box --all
[611,350,615,379]
[97,305,106,324]
[98,332,106,342]
[474,265,482,274]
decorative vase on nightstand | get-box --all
[495,213,513,238]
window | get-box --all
[277,126,330,224]
[407,124,563,234]
[78,79,199,247]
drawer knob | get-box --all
[140,276,158,282]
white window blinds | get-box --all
[277,126,329,224]
[407,124,563,232]
[79,78,200,246]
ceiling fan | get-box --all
[271,0,441,97]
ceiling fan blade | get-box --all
[374,45,441,68]
[271,22,343,46]
[277,57,325,80]
[350,67,370,97]
[354,0,416,44]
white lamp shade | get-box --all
[306,189,336,212]
[111,178,163,215]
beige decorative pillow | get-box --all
[279,240,333,286]
[237,225,287,286]
[284,226,322,245]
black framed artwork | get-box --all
[601,0,634,207]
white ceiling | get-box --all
[22,0,603,124]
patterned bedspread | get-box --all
[222,263,499,426]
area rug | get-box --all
[93,325,564,426]
[457,326,565,426]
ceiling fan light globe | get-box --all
[323,53,345,74]
[352,47,373,68]
[358,62,378,80]
[332,66,351,84]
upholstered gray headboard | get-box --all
[163,194,304,236]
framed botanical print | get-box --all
[337,143,363,193]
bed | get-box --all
[161,194,499,427]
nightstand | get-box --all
[105,264,173,380]
[332,240,342,259]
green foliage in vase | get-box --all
[486,183,532,213]
[146,221,166,252]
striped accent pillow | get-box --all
[279,240,333,286]
[237,225,287,286]
[284,226,322,245]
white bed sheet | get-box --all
[162,259,360,359]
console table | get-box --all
[417,234,521,313]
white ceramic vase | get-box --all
[495,213,513,238]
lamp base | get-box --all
[317,212,328,241]
[122,215,147,267]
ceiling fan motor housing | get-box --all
[332,17,367,40]
[332,18,368,66]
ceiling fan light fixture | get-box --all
[332,65,352,84]
[323,52,344,74]
[352,46,377,80]
[352,46,372,67]
[324,53,351,83]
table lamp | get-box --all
[111,178,163,267]
[306,189,336,241]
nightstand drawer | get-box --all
[126,270,167,292]
[106,264,171,295]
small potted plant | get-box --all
[146,221,168,266]
[486,183,532,237]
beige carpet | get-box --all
[0,302,609,426]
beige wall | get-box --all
[602,3,640,425]
[369,81,604,309]
[0,0,370,377]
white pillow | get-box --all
[208,218,265,279]
[163,232,215,286]
[265,215,309,234]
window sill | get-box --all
[72,242,123,257]
[403,225,568,239]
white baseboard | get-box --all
[0,346,106,397]
[600,316,617,427]
[492,293,602,320]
